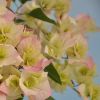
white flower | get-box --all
[0,18,23,47]
[16,1,41,28]
[36,0,56,11]
[0,44,23,67]
[19,71,51,100]
[6,75,22,100]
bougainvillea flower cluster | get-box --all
[0,0,100,100]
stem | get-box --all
[6,7,15,14]
[72,87,81,95]
[72,88,89,100]
[71,80,89,100]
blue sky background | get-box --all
[52,0,100,100]
[16,0,100,100]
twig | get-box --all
[6,7,15,14]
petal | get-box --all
[0,0,7,15]
[66,34,88,59]
[76,14,100,32]
[35,77,51,100]
[17,1,39,14]
[0,74,3,80]
[24,59,52,72]
[0,44,23,67]
[36,0,56,11]
[85,56,95,69]
[54,0,71,15]
[0,82,8,95]
[3,10,15,22]
[0,91,6,100]
[19,71,51,100]
[77,84,88,100]
[68,58,84,65]
[63,33,77,49]
[5,75,22,100]
[17,35,41,55]
[17,35,43,66]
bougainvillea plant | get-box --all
[0,0,100,100]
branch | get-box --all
[6,0,15,14]
[6,7,15,14]
[71,80,89,100]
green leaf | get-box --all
[46,96,55,100]
[14,18,24,24]
[44,63,62,84]
[19,0,31,4]
[16,96,24,100]
[28,8,57,25]
[12,0,16,2]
